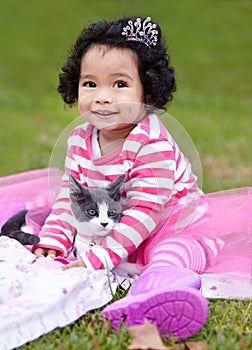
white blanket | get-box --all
[0,236,117,350]
[1,236,251,350]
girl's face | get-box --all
[78,45,145,132]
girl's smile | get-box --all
[78,44,145,143]
[91,109,119,119]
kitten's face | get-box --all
[69,174,125,238]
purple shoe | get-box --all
[102,266,207,340]
[102,286,208,340]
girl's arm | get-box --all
[33,127,86,257]
[33,172,75,256]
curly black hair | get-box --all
[58,17,176,109]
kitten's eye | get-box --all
[108,209,117,217]
[87,209,97,217]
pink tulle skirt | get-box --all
[0,168,62,227]
[204,187,252,278]
[0,168,251,280]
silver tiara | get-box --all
[121,17,158,48]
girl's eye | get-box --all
[87,209,97,217]
[108,209,117,217]
[83,81,96,88]
[114,81,128,88]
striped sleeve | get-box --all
[34,125,90,255]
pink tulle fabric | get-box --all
[0,168,62,227]
[204,188,252,278]
[0,168,251,282]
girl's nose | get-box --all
[94,89,112,104]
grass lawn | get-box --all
[1,0,252,349]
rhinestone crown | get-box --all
[121,17,158,48]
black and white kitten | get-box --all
[69,173,125,258]
[69,174,139,275]
[0,210,40,245]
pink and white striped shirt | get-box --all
[37,114,207,270]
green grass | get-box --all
[1,0,252,349]
[17,298,252,350]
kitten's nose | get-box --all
[101,222,108,228]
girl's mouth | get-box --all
[92,110,119,119]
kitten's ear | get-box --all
[106,174,126,201]
[69,174,89,199]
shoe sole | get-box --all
[102,287,208,340]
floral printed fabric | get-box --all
[0,236,117,350]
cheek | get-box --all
[133,80,144,103]
[119,103,145,122]
[78,95,88,114]
[78,86,94,109]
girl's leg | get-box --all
[141,234,224,272]
[143,236,207,273]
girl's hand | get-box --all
[61,259,86,270]
[34,247,58,258]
